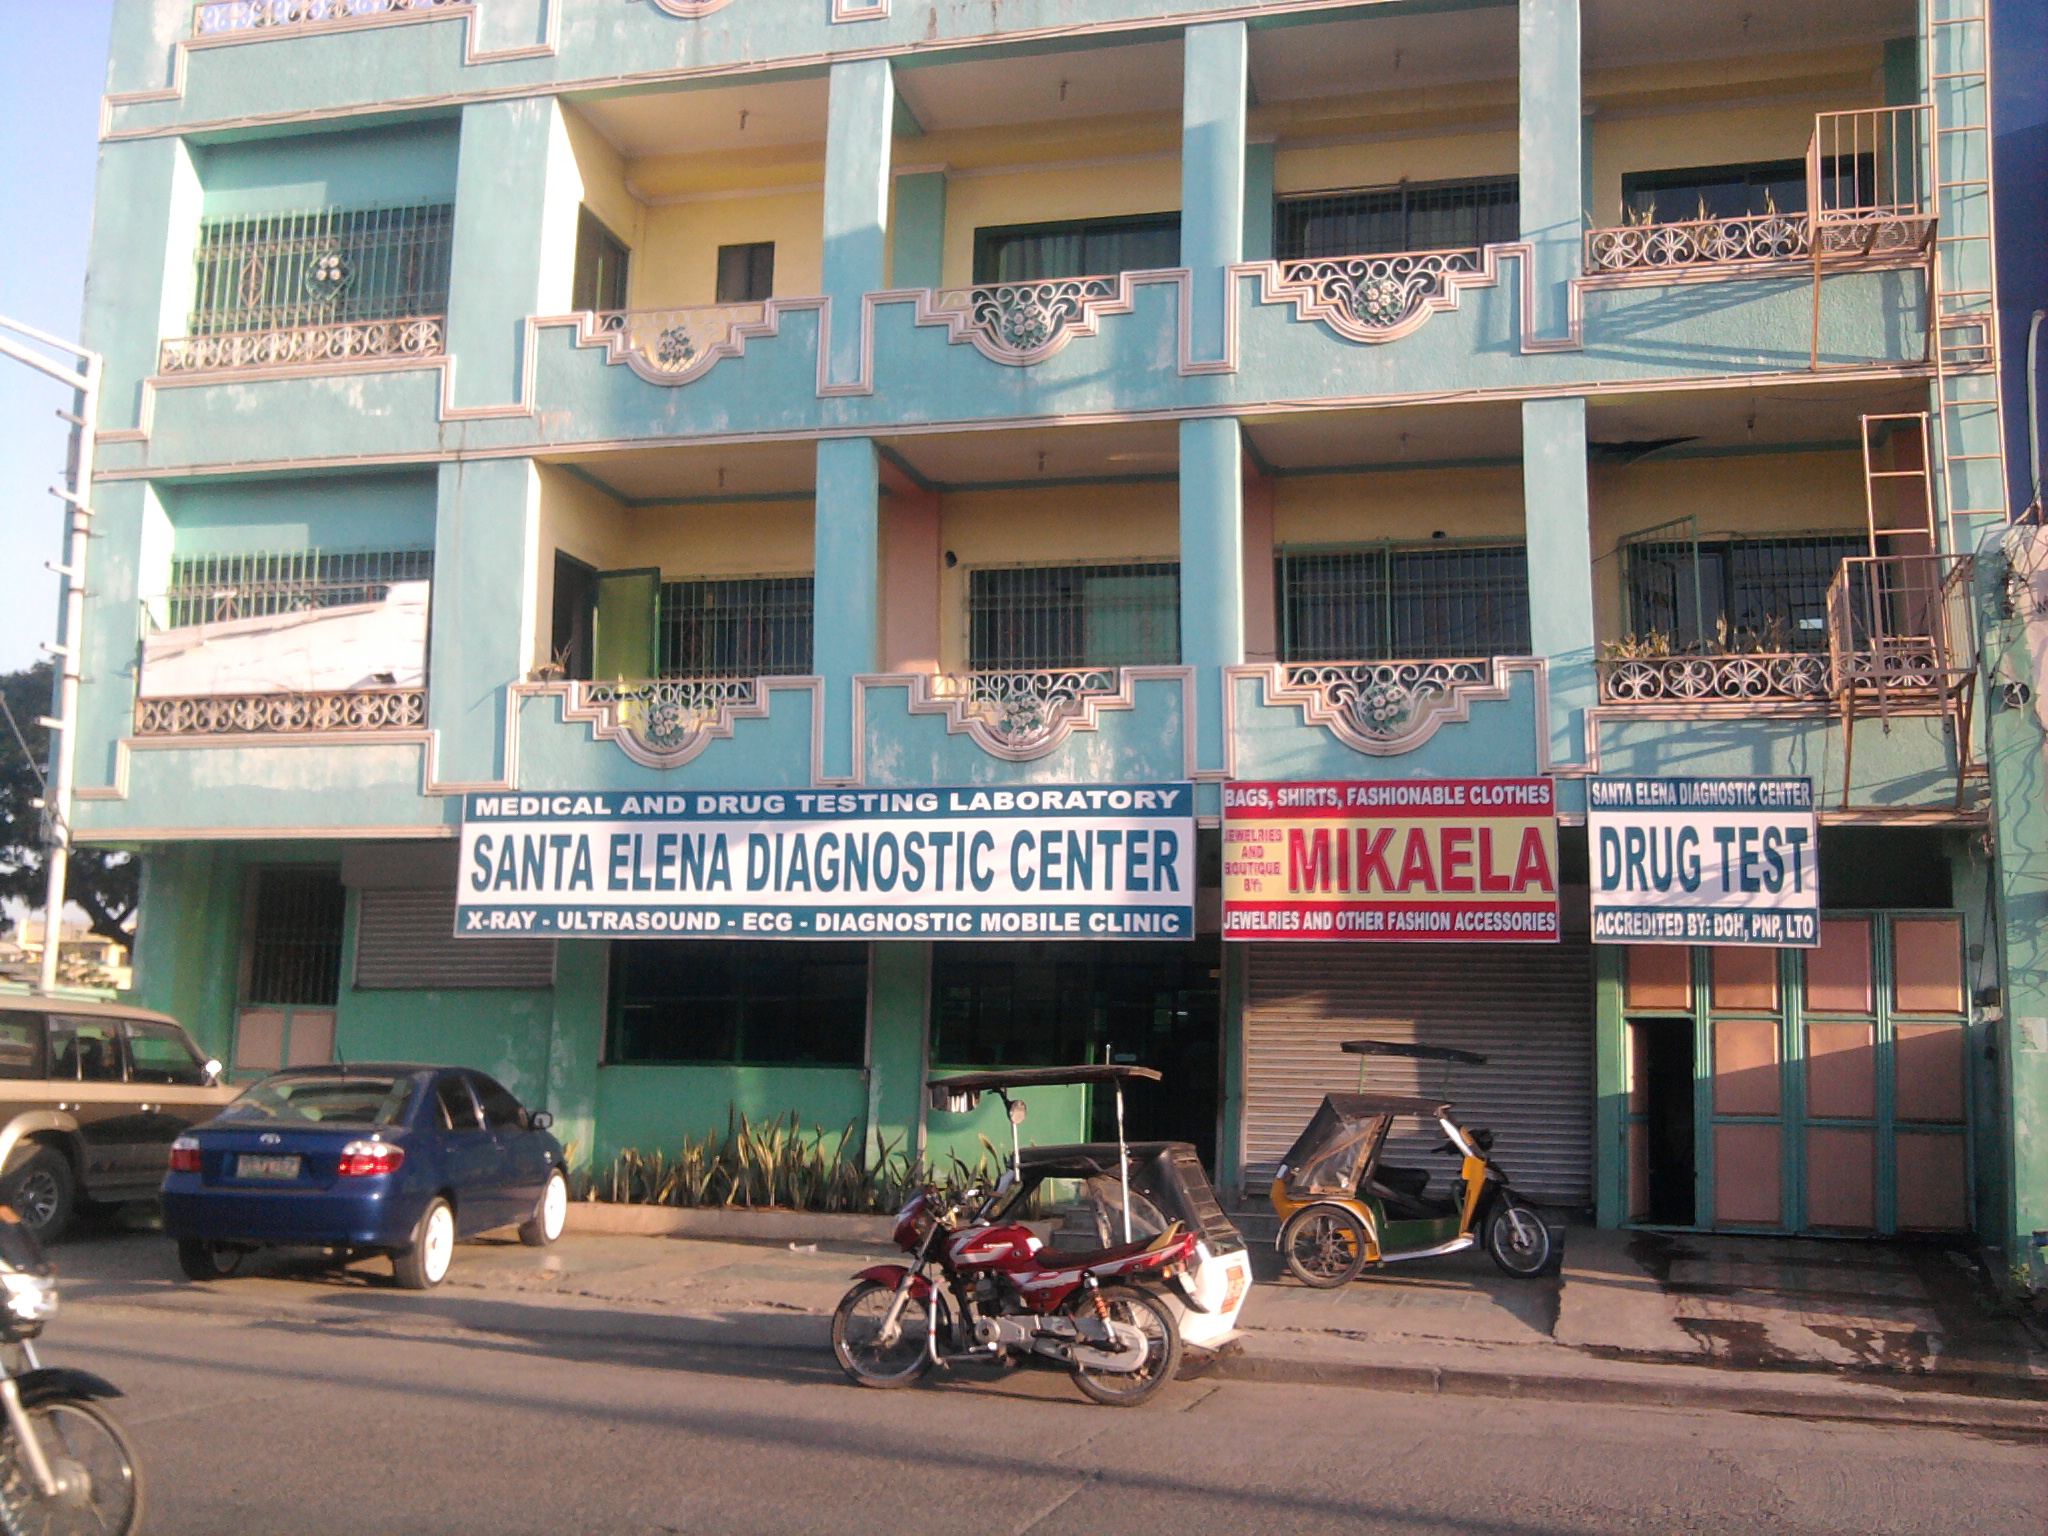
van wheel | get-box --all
[2,1149,75,1244]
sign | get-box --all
[1588,777,1817,947]
[456,785,1195,940]
[1221,779,1560,942]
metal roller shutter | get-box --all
[354,888,556,990]
[1243,933,1593,1208]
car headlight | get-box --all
[2,1271,57,1323]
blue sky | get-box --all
[0,4,113,676]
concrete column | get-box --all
[1518,0,1582,338]
[1242,140,1276,264]
[1241,456,1277,663]
[823,59,896,386]
[1180,416,1244,771]
[131,844,239,1063]
[889,171,948,290]
[1182,21,1249,363]
[444,98,582,409]
[879,460,942,674]
[1522,397,1595,763]
[866,943,931,1168]
[545,940,607,1172]
[428,458,541,785]
[815,437,881,777]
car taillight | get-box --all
[336,1141,404,1177]
[167,1137,201,1175]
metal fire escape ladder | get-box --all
[1924,0,2009,547]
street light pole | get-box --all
[0,317,103,994]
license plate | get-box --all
[236,1154,300,1181]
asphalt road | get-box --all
[29,1273,2046,1536]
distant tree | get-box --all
[0,664,136,949]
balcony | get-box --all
[193,0,459,36]
[580,305,772,385]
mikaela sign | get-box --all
[1220,779,1561,943]
[455,785,1195,940]
[1588,777,1818,947]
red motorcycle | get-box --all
[831,1065,1249,1408]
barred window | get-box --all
[188,203,455,336]
[1277,545,1531,662]
[968,563,1181,671]
[1275,177,1519,260]
[245,869,347,1007]
[1621,157,1876,225]
[164,548,433,629]
[973,214,1180,284]
[1625,535,1866,651]
[657,576,813,678]
[609,941,868,1067]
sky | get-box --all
[0,4,114,678]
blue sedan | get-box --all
[160,1063,568,1288]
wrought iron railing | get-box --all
[587,305,769,380]
[1598,653,1832,704]
[930,276,1124,361]
[160,318,443,373]
[194,0,459,35]
[924,669,1123,754]
[137,689,425,735]
[1274,250,1485,336]
[157,549,433,629]
[576,678,761,760]
[1279,660,1497,744]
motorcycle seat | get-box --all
[1047,1222,1186,1273]
[1373,1164,1431,1201]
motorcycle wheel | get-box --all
[831,1279,947,1389]
[0,1395,143,1536]
[1280,1205,1370,1288]
[1068,1285,1182,1408]
[1484,1200,1557,1277]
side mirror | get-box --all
[528,1110,554,1132]
[203,1060,225,1086]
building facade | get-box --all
[71,0,2040,1280]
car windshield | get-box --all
[223,1075,413,1127]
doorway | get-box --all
[1630,1017,1696,1226]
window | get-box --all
[658,576,814,678]
[1277,544,1531,662]
[1624,535,1867,651]
[573,208,630,313]
[48,1018,123,1083]
[469,1074,527,1131]
[219,1074,414,1127]
[1621,157,1876,225]
[163,548,433,629]
[1275,177,1519,260]
[436,1076,483,1132]
[931,942,1218,1069]
[245,869,347,1007]
[125,1022,208,1086]
[0,1015,40,1079]
[968,563,1180,671]
[551,552,597,681]
[972,214,1180,284]
[609,941,868,1067]
[716,242,775,303]
[188,204,455,336]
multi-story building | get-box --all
[70,0,2039,1278]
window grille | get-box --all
[163,548,433,628]
[1277,544,1531,661]
[657,576,814,678]
[187,203,455,336]
[973,215,1181,284]
[608,941,868,1066]
[1621,157,1878,224]
[1274,178,1520,260]
[245,869,346,1007]
[1625,535,1867,650]
[968,563,1181,670]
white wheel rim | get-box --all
[541,1173,567,1241]
[423,1206,454,1282]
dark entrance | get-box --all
[930,940,1222,1166]
[1631,1017,1697,1226]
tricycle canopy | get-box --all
[1276,1092,1452,1201]
[1005,1141,1246,1257]
[927,1064,1161,1114]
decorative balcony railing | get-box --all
[137,688,425,735]
[1584,210,1934,275]
[1275,660,1500,749]
[922,669,1124,755]
[564,677,766,768]
[928,277,1128,365]
[194,0,458,35]
[1598,652,1832,705]
[159,317,444,373]
[581,305,770,384]
[1268,250,1486,343]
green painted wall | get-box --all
[429,458,538,785]
[924,1078,1091,1179]
[867,941,930,1165]
[1181,20,1248,363]
[161,471,438,557]
[889,172,947,291]
[592,1065,870,1165]
[196,120,461,216]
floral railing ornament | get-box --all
[159,317,443,373]
[1253,660,1512,756]
[579,305,771,386]
[1270,251,1486,342]
[137,688,425,735]
[195,0,457,35]
[565,678,766,769]
[925,277,1132,366]
[1598,653,1832,706]
[927,670,1121,755]
[1585,209,1936,276]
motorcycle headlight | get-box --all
[2,1271,57,1323]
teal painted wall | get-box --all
[196,119,462,216]
[868,941,930,1166]
[1181,20,1248,363]
[593,1065,870,1165]
[1518,0,1583,338]
[889,172,947,292]
[1523,397,1594,764]
[823,59,895,385]
[161,471,439,556]
[429,457,538,786]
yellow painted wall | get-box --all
[633,189,824,307]
[1273,466,1524,544]
[939,159,1181,289]
[937,483,1179,669]
[1274,132,1518,199]
[1590,450,1868,642]
[534,466,630,672]
[563,107,645,256]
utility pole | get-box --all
[0,317,103,994]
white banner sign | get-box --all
[1588,777,1818,947]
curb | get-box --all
[1217,1349,2048,1434]
[564,1202,896,1242]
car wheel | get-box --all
[2,1148,76,1245]
[518,1169,568,1248]
[392,1198,456,1290]
[176,1239,244,1282]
